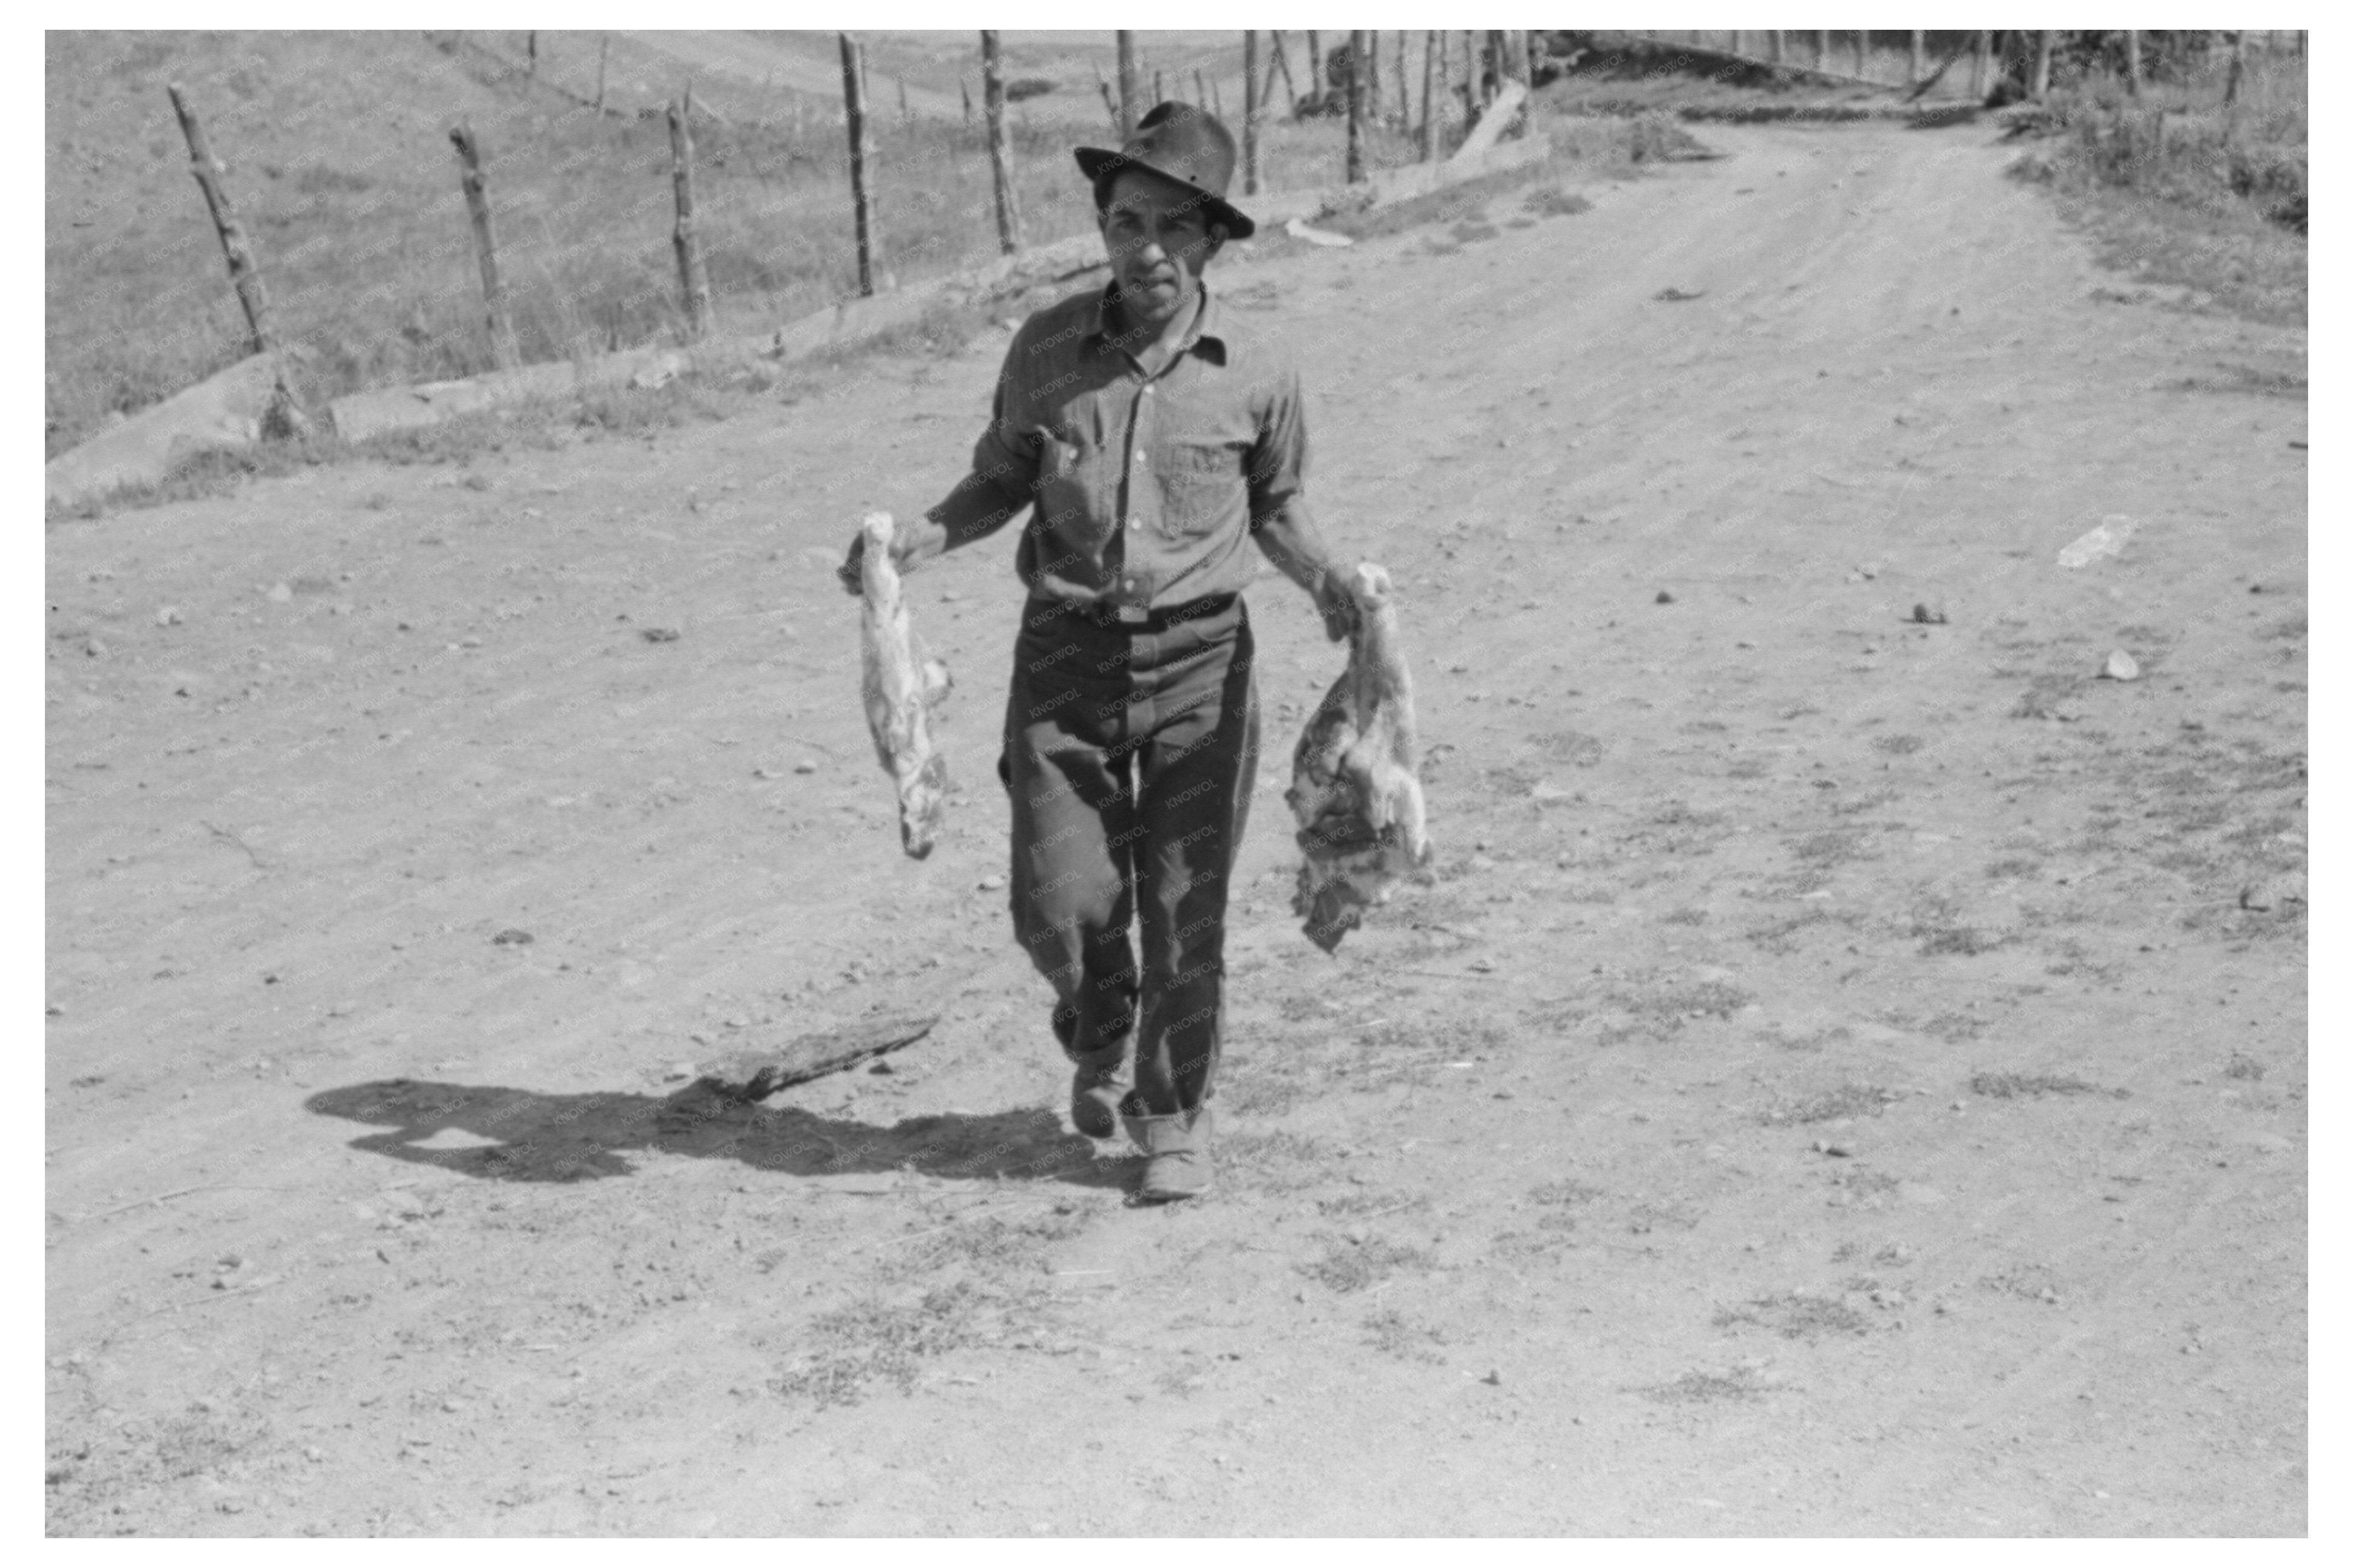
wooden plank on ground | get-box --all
[706,1013,941,1101]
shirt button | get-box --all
[1142,386,1154,397]
[1129,515,1143,529]
[1124,579,1136,591]
[1135,452,1147,465]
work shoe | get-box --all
[1068,1039,1130,1140]
[1122,1102,1215,1204]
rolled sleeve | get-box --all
[1244,361,1308,529]
[920,356,1041,557]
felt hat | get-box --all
[1073,100,1256,240]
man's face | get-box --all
[1100,169,1224,331]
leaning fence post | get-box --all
[1242,30,1261,192]
[839,33,879,298]
[1269,31,1298,115]
[446,123,517,369]
[668,91,713,338]
[2031,30,2054,99]
[1344,29,1364,183]
[1116,32,1139,135]
[1419,29,1438,162]
[1093,61,1120,132]
[2124,30,2142,98]
[165,83,273,356]
[980,30,1022,255]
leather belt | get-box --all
[1036,594,1238,633]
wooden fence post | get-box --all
[668,92,713,337]
[2124,31,2141,97]
[1853,30,1869,79]
[1971,30,1989,98]
[1093,61,1121,132]
[1211,72,1222,118]
[446,123,515,368]
[1517,29,1535,88]
[1814,31,1829,72]
[1421,29,1438,161]
[1116,32,1139,134]
[2031,30,2054,99]
[1154,69,1164,106]
[839,33,879,297]
[528,30,537,75]
[1242,31,1260,192]
[2224,30,2246,108]
[1269,32,1297,115]
[961,76,972,124]
[165,82,274,356]
[1909,31,1924,85]
[981,31,1022,254]
[1345,30,1364,183]
[1306,32,1323,106]
[1366,30,1380,122]
[596,33,609,113]
[1769,31,1785,66]
[1195,67,1209,110]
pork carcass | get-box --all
[856,511,952,858]
[1286,562,1434,952]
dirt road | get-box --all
[46,120,2306,1536]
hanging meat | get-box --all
[1286,562,1435,952]
[855,511,952,859]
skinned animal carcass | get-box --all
[856,511,952,858]
[1286,562,1434,951]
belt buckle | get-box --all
[1115,603,1149,625]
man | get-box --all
[838,101,1359,1203]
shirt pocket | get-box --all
[1155,439,1244,539]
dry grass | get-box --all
[1757,1084,1900,1127]
[1642,1365,1774,1404]
[1300,1235,1435,1294]
[1362,1307,1448,1363]
[769,1282,997,1407]
[1713,1291,1873,1341]
[2003,48,2306,324]
[50,29,1556,458]
[1969,1071,2120,1100]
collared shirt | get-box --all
[917,279,1309,612]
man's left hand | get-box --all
[1313,566,1359,644]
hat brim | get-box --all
[1074,146,1256,240]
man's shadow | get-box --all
[304,1074,1123,1189]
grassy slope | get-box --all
[2006,50,2306,327]
[44,30,1448,459]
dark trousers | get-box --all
[998,595,1260,1118]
